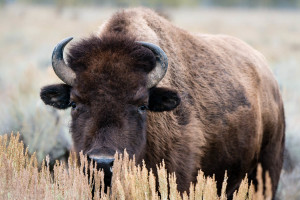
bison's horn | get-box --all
[138,42,168,88]
[52,37,76,86]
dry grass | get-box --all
[0,133,272,200]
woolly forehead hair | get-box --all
[66,34,156,74]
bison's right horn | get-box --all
[52,37,76,86]
[138,42,168,88]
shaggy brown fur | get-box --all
[40,8,285,198]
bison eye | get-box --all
[69,101,77,109]
[138,105,148,113]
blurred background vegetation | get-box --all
[1,0,300,8]
[0,0,299,199]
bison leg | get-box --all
[249,131,285,199]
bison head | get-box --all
[40,34,180,172]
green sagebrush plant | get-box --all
[0,133,272,200]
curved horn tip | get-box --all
[52,37,76,86]
[137,41,168,88]
[59,37,74,45]
[53,37,73,53]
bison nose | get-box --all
[88,155,114,190]
[88,155,114,172]
[94,158,114,172]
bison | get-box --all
[40,8,285,198]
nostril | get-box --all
[87,156,92,162]
[88,156,114,172]
[99,158,114,169]
[109,160,114,172]
[109,160,114,167]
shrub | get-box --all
[0,133,272,200]
[0,66,71,164]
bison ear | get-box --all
[148,87,181,112]
[40,84,72,109]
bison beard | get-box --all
[40,8,285,199]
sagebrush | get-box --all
[0,133,272,200]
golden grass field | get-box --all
[0,4,300,199]
[0,133,272,199]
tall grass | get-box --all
[0,133,272,200]
[0,66,72,164]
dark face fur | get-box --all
[40,34,180,163]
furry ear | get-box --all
[148,87,181,112]
[40,84,72,109]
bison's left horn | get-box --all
[52,37,76,86]
[138,42,168,88]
